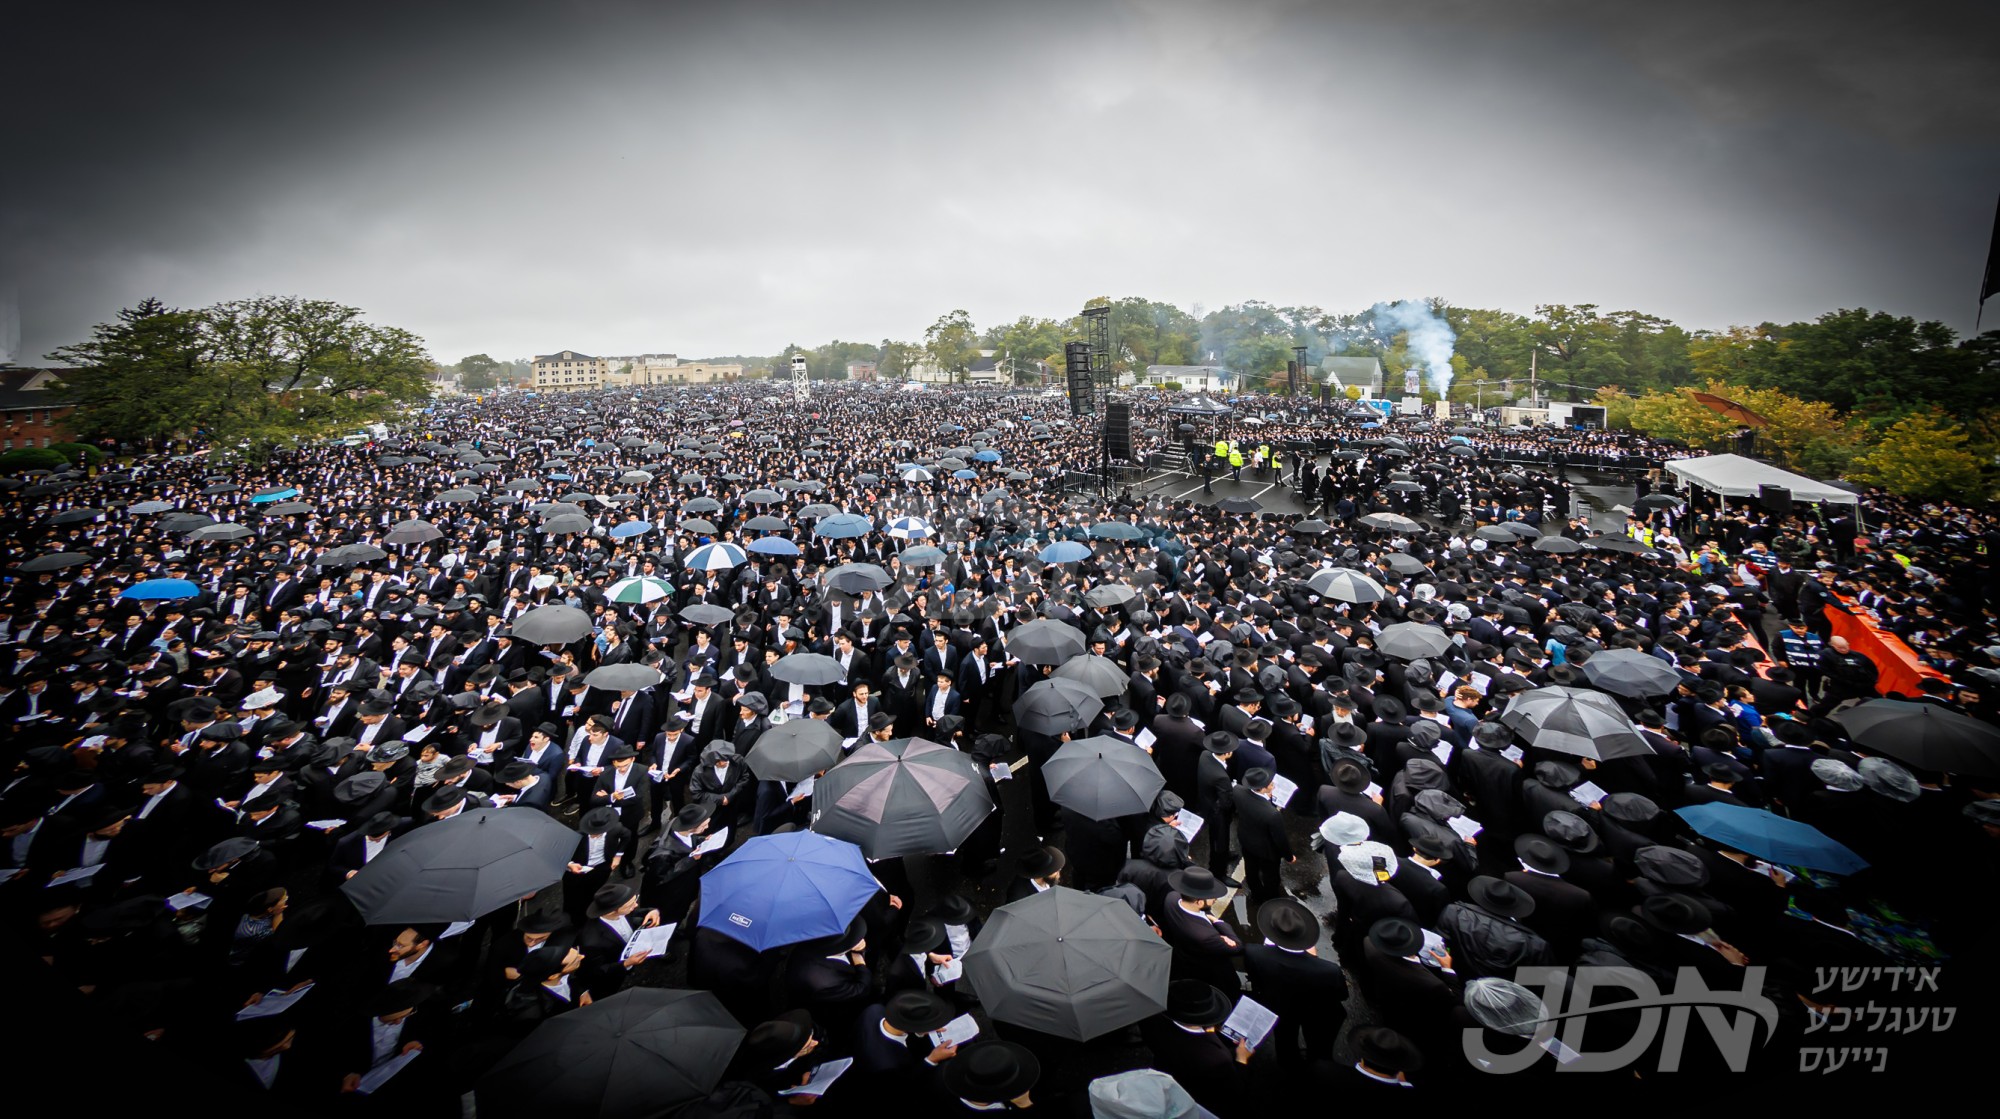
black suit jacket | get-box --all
[1230,788,1293,862]
[1243,943,1348,1032]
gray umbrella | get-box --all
[188,522,254,542]
[321,542,386,565]
[745,719,844,782]
[542,514,593,535]
[1375,622,1452,661]
[512,605,596,645]
[478,989,745,1119]
[1013,678,1104,736]
[1051,654,1130,700]
[1008,618,1088,666]
[1475,524,1522,544]
[1533,535,1584,554]
[1381,552,1430,575]
[1045,737,1165,820]
[340,808,575,923]
[679,603,736,626]
[809,738,993,859]
[770,653,847,686]
[683,496,723,514]
[19,552,91,572]
[585,663,666,690]
[1499,686,1653,760]
[1357,512,1420,533]
[964,887,1172,1041]
[1082,584,1138,608]
[826,563,893,593]
[1306,567,1386,603]
[1581,648,1683,698]
[383,518,444,544]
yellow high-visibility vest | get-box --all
[1214,440,1229,459]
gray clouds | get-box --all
[5,0,1995,366]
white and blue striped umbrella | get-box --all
[684,542,749,571]
[886,516,932,540]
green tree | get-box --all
[458,353,502,391]
[1759,309,1978,414]
[1850,411,1990,500]
[49,297,213,445]
[878,339,919,380]
[923,310,979,378]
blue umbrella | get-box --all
[1674,804,1869,874]
[814,513,874,539]
[696,832,880,951]
[548,472,573,482]
[972,450,1001,462]
[685,542,749,571]
[1449,435,1472,444]
[748,536,801,556]
[609,520,653,539]
[952,469,978,480]
[1360,422,1382,430]
[249,487,300,503]
[1039,540,1091,564]
[122,578,202,600]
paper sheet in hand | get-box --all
[929,1013,981,1048]
[1266,774,1298,807]
[988,762,1012,782]
[1569,781,1608,807]
[236,983,315,1020]
[791,776,816,799]
[1174,808,1205,842]
[1500,745,1525,764]
[166,891,213,911]
[400,726,432,743]
[47,864,103,886]
[356,1048,420,1094]
[1430,742,1454,767]
[779,1057,854,1098]
[305,818,347,831]
[694,828,728,856]
[1220,996,1279,1048]
[931,956,964,984]
[1446,815,1483,840]
[1134,727,1157,750]
[624,922,676,958]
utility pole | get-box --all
[1529,346,1539,409]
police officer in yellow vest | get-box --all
[1228,444,1245,482]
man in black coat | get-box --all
[783,919,878,1040]
[1160,867,1244,996]
[1229,768,1294,912]
[1243,898,1347,1071]
[1503,835,1599,958]
[1193,733,1238,877]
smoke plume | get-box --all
[1370,300,1456,396]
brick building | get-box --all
[0,368,76,451]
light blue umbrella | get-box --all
[249,487,300,503]
[1360,422,1382,430]
[1674,804,1869,874]
[951,469,977,480]
[684,542,749,571]
[972,450,1001,463]
[122,578,202,600]
[1449,435,1472,444]
[900,545,947,567]
[548,472,573,482]
[748,536,801,556]
[814,513,874,539]
[1039,540,1091,564]
[609,520,653,539]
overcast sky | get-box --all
[5,0,1996,366]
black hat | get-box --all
[359,697,394,717]
[533,721,562,739]
[518,940,576,983]
[369,742,410,763]
[1472,721,1512,749]
[359,810,402,836]
[1166,866,1227,901]
[497,760,538,783]
[1018,845,1065,879]
[1635,845,1709,887]
[422,785,469,814]
[603,743,638,762]
[1541,810,1601,854]
[1331,759,1372,793]
[740,1011,816,1069]
[898,917,946,956]
[1639,893,1713,936]
[334,771,387,806]
[194,836,260,871]
[1372,696,1407,721]
[1256,898,1318,951]
[1468,875,1536,919]
[939,1041,1041,1105]
[1515,834,1572,876]
[587,882,635,918]
[1165,979,1232,1027]
[1600,792,1659,823]
[1201,731,1236,755]
[1533,759,1581,788]
[929,894,975,925]
[1368,916,1424,957]
[884,989,955,1034]
[672,801,714,832]
[579,806,620,834]
[1351,1026,1424,1074]
[469,702,507,727]
[1241,767,1274,791]
[435,755,475,780]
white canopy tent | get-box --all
[1663,454,1859,504]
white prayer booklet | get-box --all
[624,922,677,958]
[47,864,103,886]
[1569,781,1608,807]
[1220,996,1279,1048]
[1134,727,1157,750]
[931,956,965,985]
[306,819,347,831]
[1266,774,1298,808]
[1500,745,1525,764]
[1430,742,1454,767]
[356,1048,420,1094]
[1174,809,1205,842]
[1446,815,1483,841]
[929,1013,981,1049]
[791,776,816,799]
[236,983,315,1020]
[694,828,729,856]
[988,763,1012,783]
[166,890,213,912]
[779,1057,854,1098]
[400,726,432,742]
[1363,782,1383,800]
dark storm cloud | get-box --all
[4,0,1994,366]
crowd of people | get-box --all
[4,379,1997,1113]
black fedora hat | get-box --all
[939,1041,1041,1105]
[1514,834,1572,876]
[1165,979,1231,1027]
[884,989,955,1034]
[1166,867,1228,901]
[1639,893,1713,936]
[1331,759,1372,793]
[1256,898,1318,951]
[1018,845,1065,879]
[1368,916,1424,957]
[587,882,635,918]
[1352,1026,1424,1074]
[1540,810,1601,854]
[1468,876,1536,920]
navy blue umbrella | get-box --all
[697,832,880,951]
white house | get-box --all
[1130,365,1232,393]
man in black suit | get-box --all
[830,680,879,741]
[784,919,877,1039]
[330,810,407,881]
[1137,981,1257,1115]
[1230,768,1294,912]
[1356,917,1461,1057]
[1160,867,1244,996]
[1193,733,1238,878]
[1243,898,1348,1070]
[850,991,957,1105]
[878,654,926,738]
[576,883,664,998]
[642,802,716,930]
[588,743,651,854]
[1504,835,1599,958]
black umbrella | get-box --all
[512,605,595,645]
[1050,654,1129,699]
[1215,497,1263,514]
[964,887,1172,1041]
[1008,619,1087,666]
[478,989,745,1119]
[770,653,847,686]
[1013,678,1104,736]
[1833,700,2000,777]
[585,664,666,690]
[47,508,103,524]
[340,808,575,923]
[1581,648,1682,698]
[1375,622,1452,660]
[745,719,844,782]
[679,603,736,626]
[1533,535,1583,554]
[19,552,91,572]
[809,738,993,858]
[1045,737,1165,820]
[1499,686,1652,760]
[826,563,893,593]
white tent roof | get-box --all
[1664,454,1858,504]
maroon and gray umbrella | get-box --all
[809,738,993,859]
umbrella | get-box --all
[1474,525,1520,544]
[433,489,479,504]
[1675,804,1868,874]
[586,663,666,690]
[814,513,874,539]
[1045,738,1165,820]
[19,552,91,572]
[1009,619,1088,666]
[1216,497,1263,514]
[770,653,848,686]
[503,478,542,492]
[542,513,593,536]
[683,496,723,514]
[1832,700,2000,777]
[747,536,801,556]
[47,507,103,525]
[743,488,783,504]
[249,487,301,503]
[1357,513,1420,533]
[798,503,841,520]
[745,719,845,783]
[810,738,993,859]
[901,467,935,482]
[679,603,736,626]
[1291,519,1331,535]
[685,542,749,571]
[696,832,880,951]
[900,545,947,567]
[1374,622,1452,660]
[1635,493,1683,511]
[1038,540,1091,564]
[512,605,596,645]
[382,518,443,544]
[826,563,894,593]
[1307,567,1386,604]
[1088,521,1147,541]
[1532,535,1583,554]
[1386,480,1425,494]
[1581,648,1683,698]
[679,518,719,534]
[1051,654,1130,699]
[341,807,575,923]
[1583,535,1655,555]
[1690,391,1770,428]
[1381,552,1430,575]
[1082,584,1137,608]
[609,520,653,539]
[121,577,202,600]
[1498,521,1542,539]
[322,543,388,565]
[127,500,176,514]
[188,522,254,542]
[885,515,932,540]
[1498,686,1653,760]
[1013,678,1104,736]
[201,483,239,495]
[478,990,744,1119]
[963,887,1171,1041]
[607,576,675,604]
[263,501,313,515]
